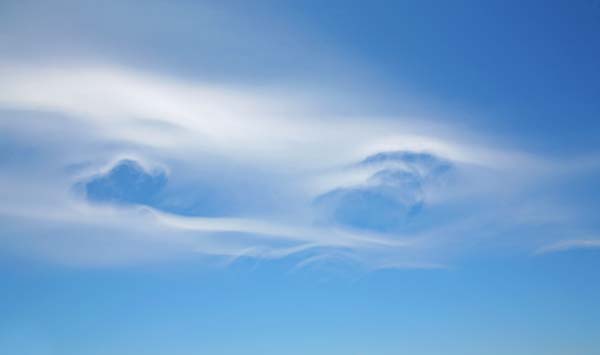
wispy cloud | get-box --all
[0,64,534,168]
[535,239,600,254]
[0,63,595,268]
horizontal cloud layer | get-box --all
[0,63,597,268]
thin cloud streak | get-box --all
[536,239,600,254]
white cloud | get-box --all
[536,239,600,254]
[0,64,535,170]
[0,63,588,268]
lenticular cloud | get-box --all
[0,64,584,267]
[314,151,452,232]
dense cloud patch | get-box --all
[83,160,167,206]
[314,151,451,232]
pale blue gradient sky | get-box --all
[1,1,600,354]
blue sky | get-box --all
[1,1,600,354]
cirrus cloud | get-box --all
[0,63,596,268]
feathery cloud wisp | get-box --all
[0,63,592,267]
